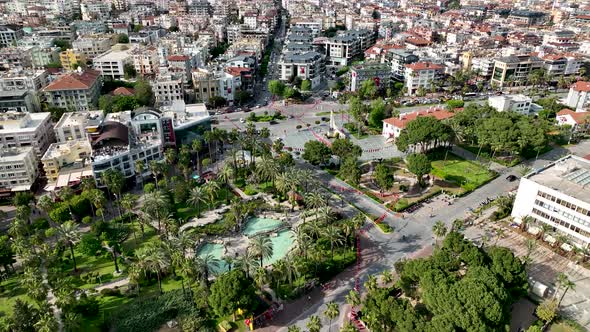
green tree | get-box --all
[79,234,102,257]
[368,98,386,128]
[339,157,361,186]
[117,34,129,43]
[374,162,394,192]
[268,80,285,97]
[358,79,378,99]
[556,272,575,308]
[124,63,136,79]
[57,220,81,272]
[135,80,154,106]
[535,298,558,325]
[250,236,274,267]
[208,269,258,320]
[348,96,367,136]
[283,86,297,99]
[301,80,312,91]
[135,242,170,294]
[331,138,362,162]
[324,302,340,332]
[302,140,332,165]
[406,153,431,186]
[307,315,322,332]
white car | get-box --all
[239,118,245,123]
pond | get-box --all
[242,217,285,237]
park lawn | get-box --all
[550,322,582,332]
[0,275,35,315]
[430,154,496,192]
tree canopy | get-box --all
[363,232,528,332]
[405,153,431,186]
[302,141,331,166]
[396,116,454,153]
[331,138,362,161]
[208,269,258,318]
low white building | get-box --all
[512,155,590,248]
[556,109,589,134]
[565,81,590,111]
[0,112,55,157]
[93,44,137,80]
[488,94,532,114]
[54,111,104,143]
[0,147,39,192]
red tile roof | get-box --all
[225,66,251,76]
[112,87,135,96]
[557,109,590,124]
[43,69,101,91]
[573,81,590,92]
[383,108,456,129]
[167,55,190,61]
[405,62,443,71]
[405,36,430,46]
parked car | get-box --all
[506,175,518,182]
[239,118,245,123]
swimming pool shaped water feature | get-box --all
[196,243,229,275]
[242,217,285,236]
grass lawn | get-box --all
[550,322,581,332]
[430,155,496,192]
[0,275,34,315]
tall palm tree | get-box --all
[194,254,220,285]
[250,236,274,267]
[324,302,340,332]
[345,289,361,308]
[36,194,54,215]
[287,326,302,332]
[380,270,394,286]
[318,206,335,224]
[102,239,122,274]
[135,243,170,294]
[217,164,234,203]
[149,160,162,189]
[307,315,322,332]
[89,189,106,221]
[256,156,280,188]
[63,312,82,332]
[57,221,80,272]
[191,139,203,176]
[432,221,447,247]
[305,192,326,220]
[324,225,343,259]
[254,267,268,292]
[135,160,145,188]
[34,313,58,332]
[120,193,138,223]
[294,227,311,259]
[524,239,537,265]
[142,190,169,232]
[236,248,258,278]
[187,186,206,217]
[203,180,221,210]
[556,272,575,308]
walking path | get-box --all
[94,277,130,292]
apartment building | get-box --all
[512,155,590,248]
[540,53,581,77]
[404,62,444,96]
[323,29,376,68]
[488,94,533,115]
[43,69,102,111]
[132,46,159,77]
[72,35,114,60]
[0,25,24,48]
[350,63,393,92]
[0,69,49,94]
[59,49,87,71]
[0,112,55,157]
[278,51,325,89]
[566,81,590,111]
[167,55,192,84]
[0,47,32,69]
[54,110,104,143]
[0,147,39,192]
[92,44,137,80]
[192,68,219,103]
[153,74,184,104]
[385,49,419,81]
[491,55,544,87]
[41,140,92,182]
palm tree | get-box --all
[287,326,302,332]
[34,313,58,332]
[307,315,322,332]
[256,156,280,188]
[102,238,122,274]
[345,289,361,308]
[149,160,162,188]
[143,190,169,232]
[305,192,326,220]
[432,221,447,247]
[250,236,274,267]
[57,220,80,272]
[538,224,552,241]
[275,172,299,210]
[294,227,311,259]
[187,186,206,217]
[135,242,170,294]
[556,272,575,307]
[203,180,221,210]
[236,248,259,278]
[520,215,534,232]
[135,160,145,188]
[340,321,359,332]
[194,254,220,284]
[319,206,335,224]
[324,225,343,259]
[192,139,204,176]
[254,267,268,292]
[120,193,138,223]
[36,194,53,215]
[380,269,394,286]
[63,312,82,332]
[364,274,378,293]
[524,239,537,265]
[553,233,570,249]
[217,164,234,203]
[324,302,340,332]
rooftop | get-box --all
[94,44,136,62]
[405,62,443,71]
[557,109,589,125]
[0,112,50,133]
[282,51,323,63]
[0,147,33,162]
[42,140,91,161]
[572,81,590,93]
[383,107,456,129]
[55,110,104,130]
[526,155,590,203]
[43,69,101,91]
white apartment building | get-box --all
[93,44,137,80]
[488,94,533,114]
[72,36,113,60]
[404,62,444,96]
[153,75,184,104]
[0,69,49,94]
[512,155,590,248]
[0,112,55,157]
[565,81,590,111]
[350,63,392,92]
[132,46,160,77]
[0,147,39,192]
[0,25,24,48]
[54,111,104,143]
[278,51,325,89]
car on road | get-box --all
[506,175,518,182]
[239,118,245,123]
